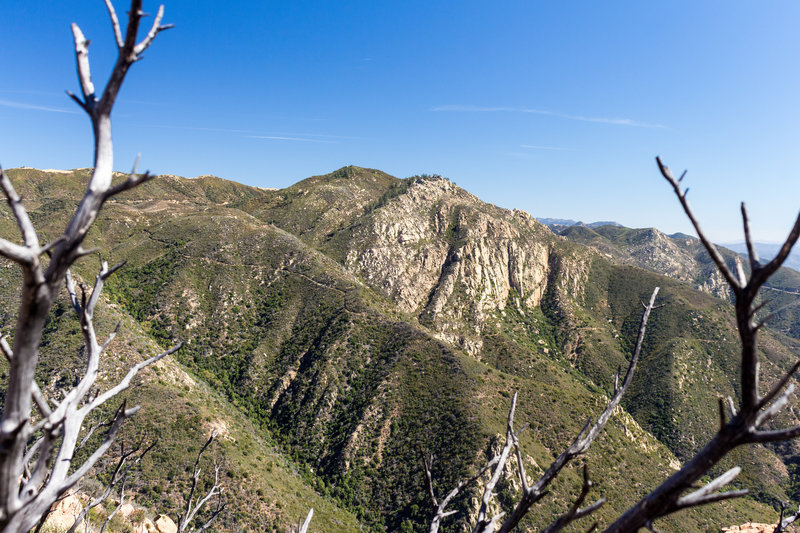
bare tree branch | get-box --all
[103,156,156,199]
[759,361,800,410]
[0,2,173,530]
[290,509,313,533]
[422,454,438,509]
[429,288,660,533]
[0,168,39,252]
[490,287,660,533]
[61,402,140,493]
[70,24,96,109]
[133,5,174,57]
[775,502,800,533]
[178,432,225,533]
[0,238,35,266]
[600,158,800,532]
[656,157,740,290]
[473,393,521,533]
[103,0,125,48]
[750,213,800,290]
[511,425,530,495]
[83,342,182,416]
[671,467,748,511]
[426,451,501,533]
[67,438,156,533]
[541,465,606,533]
[741,202,760,271]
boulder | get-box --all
[134,518,157,533]
[43,493,84,531]
[118,502,136,518]
[155,514,178,533]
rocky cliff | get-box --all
[335,176,557,354]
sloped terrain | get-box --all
[1,167,798,532]
[554,223,800,339]
[0,255,361,532]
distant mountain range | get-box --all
[536,217,623,230]
[722,241,800,272]
[538,219,800,274]
[542,220,800,336]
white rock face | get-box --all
[569,226,730,300]
[625,228,729,298]
[118,503,136,518]
[343,177,567,354]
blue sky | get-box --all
[1,1,799,242]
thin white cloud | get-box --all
[117,98,166,106]
[432,105,663,128]
[137,124,364,141]
[246,135,337,144]
[143,124,259,134]
[0,99,79,114]
[0,89,59,96]
[273,132,367,141]
[502,151,538,159]
[520,144,575,151]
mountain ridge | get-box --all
[1,166,797,531]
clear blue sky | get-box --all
[1,1,799,242]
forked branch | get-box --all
[490,287,660,533]
[429,288,660,533]
[66,438,157,533]
[0,2,173,531]
[775,502,800,533]
[178,432,226,533]
[425,451,501,533]
[541,465,605,533]
[290,509,313,533]
[600,158,800,532]
[655,157,739,290]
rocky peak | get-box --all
[557,224,731,300]
[340,176,577,354]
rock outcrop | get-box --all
[554,224,731,299]
[721,523,776,533]
[341,176,573,354]
[155,514,178,533]
[42,493,84,531]
[41,490,176,533]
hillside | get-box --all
[0,172,361,531]
[1,167,798,532]
[548,223,800,339]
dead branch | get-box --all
[426,452,501,533]
[775,502,800,533]
[490,287,659,533]
[429,288,659,533]
[541,465,605,533]
[178,432,226,533]
[0,2,174,531]
[599,158,800,532]
[67,438,157,533]
[290,509,313,533]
